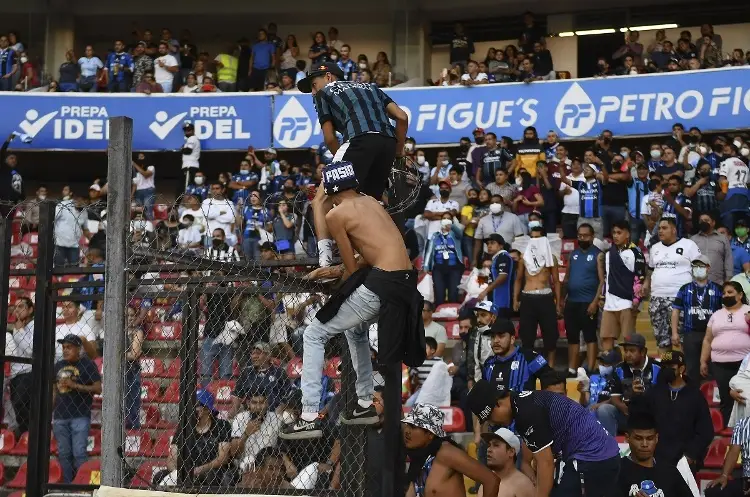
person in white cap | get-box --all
[402,403,499,497]
[480,428,535,497]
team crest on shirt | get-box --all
[573,254,578,260]
[629,481,663,497]
[587,254,594,261]
[511,361,519,370]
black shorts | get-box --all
[334,133,397,199]
[564,301,598,345]
[518,292,559,352]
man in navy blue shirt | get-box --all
[0,35,18,91]
[563,223,603,375]
[469,380,620,497]
[478,234,515,318]
[661,175,692,238]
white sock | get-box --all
[301,412,318,422]
[358,399,373,409]
[318,239,334,267]
[568,368,576,375]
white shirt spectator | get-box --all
[201,198,236,239]
[134,165,155,191]
[231,411,283,471]
[560,182,580,215]
[474,210,525,245]
[604,248,639,312]
[424,321,448,347]
[720,157,749,190]
[648,237,702,298]
[178,225,202,249]
[54,200,87,248]
[154,54,178,85]
[205,244,241,262]
[130,218,155,234]
[7,322,33,377]
[461,72,488,83]
[55,320,97,361]
[424,198,459,237]
[77,56,103,78]
[180,208,207,234]
[182,135,201,170]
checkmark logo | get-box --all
[352,407,372,416]
[18,109,58,138]
[149,111,188,140]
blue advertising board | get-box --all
[1,68,749,151]
[0,93,273,151]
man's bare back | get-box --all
[406,444,494,497]
[326,193,411,272]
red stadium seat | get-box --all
[8,277,25,290]
[140,406,174,429]
[0,430,13,454]
[21,232,38,245]
[402,406,465,433]
[701,381,720,407]
[150,432,175,458]
[445,321,460,340]
[286,357,303,379]
[153,205,169,221]
[161,381,179,403]
[164,358,181,378]
[132,461,168,489]
[704,438,732,469]
[207,380,236,404]
[140,357,165,378]
[9,432,28,455]
[125,430,152,457]
[21,278,36,291]
[87,429,102,455]
[140,381,161,403]
[147,322,182,340]
[72,460,101,485]
[557,319,567,339]
[8,460,61,488]
[325,357,342,379]
[94,356,104,375]
[7,491,23,497]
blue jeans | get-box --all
[200,337,233,384]
[79,75,98,92]
[159,80,173,93]
[595,403,627,436]
[242,237,262,260]
[432,263,463,306]
[125,366,141,429]
[108,78,129,93]
[301,284,378,413]
[54,246,80,267]
[60,82,79,92]
[53,417,90,483]
[134,187,155,220]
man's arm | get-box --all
[437,444,499,497]
[513,259,525,311]
[326,210,358,277]
[724,238,734,281]
[385,101,408,157]
[551,259,561,315]
[532,445,555,497]
[321,121,339,156]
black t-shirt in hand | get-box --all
[617,457,693,497]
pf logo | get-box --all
[555,83,597,138]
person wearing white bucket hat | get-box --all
[402,403,499,497]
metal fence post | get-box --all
[0,217,13,378]
[339,336,366,497]
[176,287,200,485]
[26,201,57,497]
[382,363,405,497]
[101,116,133,487]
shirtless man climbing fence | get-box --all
[513,224,561,366]
[280,161,424,440]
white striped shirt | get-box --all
[732,416,750,477]
[205,245,241,262]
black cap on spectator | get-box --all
[297,62,345,93]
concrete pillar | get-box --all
[44,10,74,81]
[547,14,578,78]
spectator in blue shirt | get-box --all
[424,213,464,306]
[105,40,134,92]
[578,348,621,410]
[229,160,259,205]
[647,143,665,172]
[77,45,103,92]
[242,191,272,260]
[0,35,17,92]
[308,31,330,65]
[336,44,357,81]
[249,29,277,92]
[185,171,208,201]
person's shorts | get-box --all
[333,133,397,199]
[564,301,598,345]
[649,296,675,349]
[600,308,635,340]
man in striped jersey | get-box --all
[706,414,750,496]
[298,62,409,266]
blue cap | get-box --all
[322,161,359,196]
[473,300,498,316]
[196,389,217,414]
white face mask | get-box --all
[650,150,661,159]
[440,219,452,229]
[489,203,503,215]
[441,159,450,167]
[515,177,523,186]
[692,267,708,280]
[330,54,338,61]
[38,194,46,200]
[194,176,204,185]
[598,365,613,377]
[404,143,414,153]
[477,324,490,333]
[699,146,708,155]
[101,220,107,229]
[734,139,743,148]
[620,151,629,159]
[240,169,250,174]
[359,62,367,69]
[281,411,297,425]
[20,56,27,64]
[742,148,750,158]
[528,220,542,230]
[416,156,426,165]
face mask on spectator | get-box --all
[240,168,250,174]
[440,219,452,230]
[477,323,490,333]
[699,146,708,155]
[723,296,737,308]
[742,147,750,158]
[736,227,748,238]
[194,176,204,185]
[620,151,629,159]
[528,220,542,230]
[598,365,613,376]
[20,56,27,64]
[330,54,338,61]
[515,176,523,186]
[183,221,193,228]
[475,136,485,145]
[439,189,450,198]
[212,238,224,248]
[692,267,708,280]
[650,150,661,159]
[489,203,503,215]
[404,143,414,153]
[38,194,46,200]
[734,139,743,148]
[467,197,478,206]
[416,156,425,165]
[699,221,711,233]
[284,186,295,193]
[441,159,450,167]
[359,62,367,69]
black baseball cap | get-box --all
[297,62,345,93]
[467,379,507,423]
[620,333,646,349]
[598,348,623,365]
[57,334,82,347]
[483,318,516,336]
[486,233,505,246]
